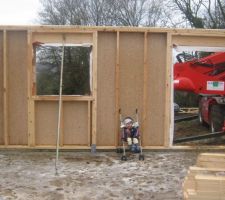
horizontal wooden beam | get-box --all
[33,96,94,101]
[0,26,224,37]
[0,145,225,150]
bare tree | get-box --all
[173,0,225,28]
[202,0,225,28]
[87,0,117,25]
[38,0,89,25]
[113,0,147,26]
[38,0,170,27]
[173,0,204,28]
[38,0,225,28]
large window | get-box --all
[35,44,92,95]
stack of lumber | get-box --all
[183,153,225,200]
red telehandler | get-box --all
[174,51,225,133]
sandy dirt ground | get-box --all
[0,150,202,200]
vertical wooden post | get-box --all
[142,31,148,147]
[91,31,98,152]
[88,100,91,146]
[27,30,35,147]
[3,30,8,146]
[164,32,173,147]
[115,31,120,146]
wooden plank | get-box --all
[0,31,4,144]
[196,153,225,168]
[145,33,167,146]
[88,101,91,146]
[27,30,35,147]
[33,33,93,44]
[195,174,225,191]
[165,32,172,147]
[185,189,222,200]
[91,31,98,150]
[172,35,225,47]
[197,153,225,162]
[2,25,225,38]
[115,31,120,146]
[142,31,148,146]
[183,166,225,192]
[32,40,36,96]
[33,95,94,101]
[7,31,28,145]
[0,145,90,149]
[3,30,8,146]
[63,102,89,145]
[96,32,116,146]
[28,101,35,146]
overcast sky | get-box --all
[0,0,41,25]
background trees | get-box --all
[38,0,225,28]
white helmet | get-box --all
[123,117,133,125]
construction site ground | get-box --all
[1,115,224,200]
[174,114,225,145]
[0,150,204,200]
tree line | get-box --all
[38,0,225,28]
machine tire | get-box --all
[198,103,208,127]
[210,104,225,133]
[121,155,127,161]
[116,148,123,153]
[139,154,144,161]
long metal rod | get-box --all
[55,40,65,175]
[174,131,225,144]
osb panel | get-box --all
[35,101,58,145]
[173,35,225,47]
[144,33,167,146]
[96,32,116,146]
[7,31,28,145]
[119,33,144,125]
[33,33,93,44]
[0,32,3,144]
[63,102,89,145]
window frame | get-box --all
[33,42,93,98]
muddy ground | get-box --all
[0,150,204,200]
[174,118,225,145]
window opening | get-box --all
[35,43,92,95]
[172,46,225,146]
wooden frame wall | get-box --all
[0,26,225,150]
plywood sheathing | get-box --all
[35,101,58,145]
[144,33,167,146]
[7,31,28,145]
[119,32,144,128]
[97,32,116,146]
[0,31,3,144]
[63,102,89,145]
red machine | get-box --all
[174,52,225,132]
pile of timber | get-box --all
[183,153,225,200]
[179,107,199,114]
